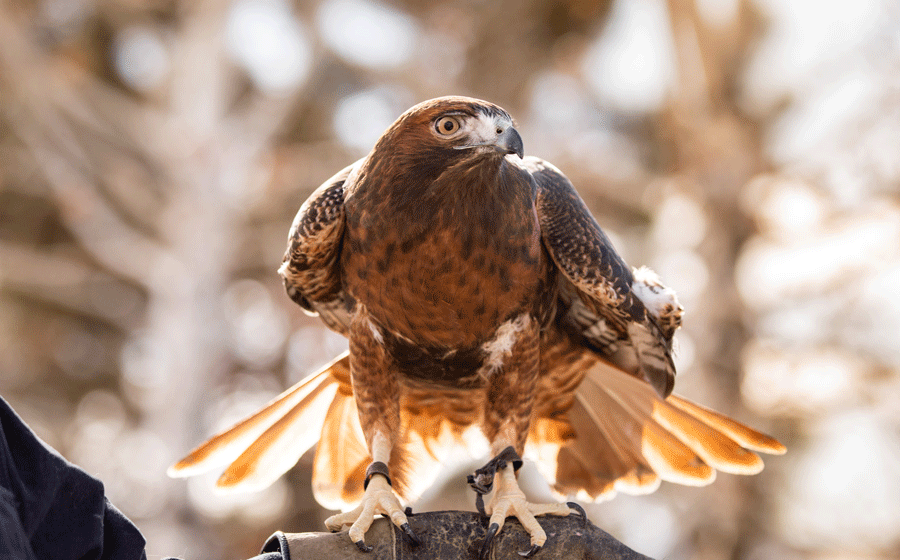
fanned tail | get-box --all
[168,352,350,492]
[171,350,785,509]
[168,351,484,510]
[529,359,784,502]
[310,386,489,510]
[311,383,369,510]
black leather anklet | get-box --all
[467,446,523,515]
[364,461,391,490]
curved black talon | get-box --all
[404,506,415,517]
[468,472,490,516]
[479,522,500,560]
[518,544,542,558]
[474,493,487,516]
[566,502,588,527]
[400,522,422,547]
[354,539,373,553]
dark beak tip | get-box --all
[491,126,524,159]
[507,128,524,159]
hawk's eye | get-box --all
[435,116,460,135]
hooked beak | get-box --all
[495,126,524,158]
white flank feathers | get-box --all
[367,317,384,344]
[631,266,680,323]
[481,314,531,370]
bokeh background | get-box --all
[2,0,899,558]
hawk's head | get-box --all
[373,96,523,165]
[348,97,526,207]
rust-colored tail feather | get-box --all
[170,352,784,509]
[528,359,784,502]
[169,351,425,509]
[311,385,369,510]
[665,395,786,455]
[168,352,349,490]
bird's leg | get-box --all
[324,312,420,551]
[473,316,584,559]
[466,445,522,515]
[324,432,420,551]
[472,437,583,559]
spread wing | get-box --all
[278,160,363,335]
[523,156,682,397]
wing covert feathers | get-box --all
[278,161,359,326]
[525,156,676,397]
[528,359,783,502]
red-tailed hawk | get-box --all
[170,96,784,557]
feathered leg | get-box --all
[474,315,582,559]
[323,311,420,551]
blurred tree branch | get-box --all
[0,2,315,553]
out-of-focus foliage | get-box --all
[1,0,898,558]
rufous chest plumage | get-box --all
[341,156,553,360]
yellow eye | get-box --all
[435,116,460,135]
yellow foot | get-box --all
[480,463,585,559]
[324,473,420,552]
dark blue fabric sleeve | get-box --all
[0,395,147,560]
